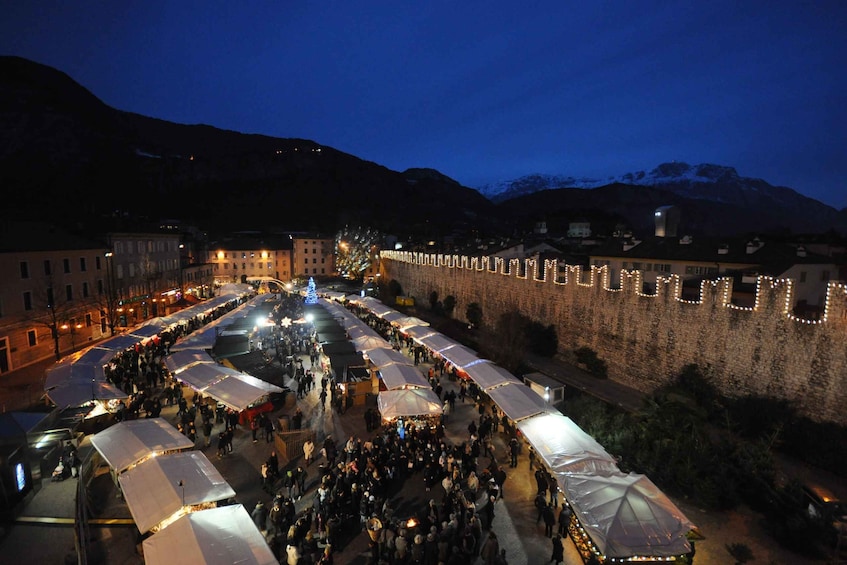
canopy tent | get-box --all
[90,418,195,474]
[463,361,521,391]
[165,350,216,375]
[365,301,395,318]
[68,346,116,368]
[365,347,413,369]
[392,316,430,331]
[378,388,443,419]
[46,380,128,410]
[352,335,390,353]
[418,333,459,352]
[486,382,551,423]
[120,451,236,534]
[169,327,218,352]
[175,364,280,411]
[142,504,277,565]
[98,334,145,352]
[322,291,347,301]
[129,320,169,339]
[402,325,438,342]
[45,360,106,390]
[378,364,431,390]
[380,311,406,323]
[563,473,694,559]
[516,413,619,477]
[345,324,379,340]
[437,344,480,369]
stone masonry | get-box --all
[381,251,847,426]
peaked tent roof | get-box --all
[47,380,128,410]
[403,325,438,341]
[486,382,550,422]
[378,388,443,419]
[352,335,391,353]
[378,364,430,390]
[365,347,413,369]
[437,344,480,369]
[119,451,236,534]
[563,473,694,559]
[142,504,277,565]
[90,418,195,474]
[463,361,520,391]
[418,333,459,352]
[165,350,216,375]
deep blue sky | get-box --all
[2,2,846,209]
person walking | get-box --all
[550,534,564,564]
[303,438,315,466]
[509,436,519,468]
[542,503,556,538]
[480,531,500,565]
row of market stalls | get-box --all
[89,418,276,564]
[42,287,283,420]
[322,292,696,564]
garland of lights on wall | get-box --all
[380,250,847,326]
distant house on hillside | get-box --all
[589,235,838,317]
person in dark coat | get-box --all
[542,503,556,537]
[558,504,572,536]
[550,533,564,564]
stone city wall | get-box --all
[380,251,847,426]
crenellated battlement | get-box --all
[382,250,847,325]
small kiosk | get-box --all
[523,372,565,407]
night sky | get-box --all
[2,2,846,209]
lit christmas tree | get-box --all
[305,277,318,304]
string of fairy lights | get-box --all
[381,250,847,326]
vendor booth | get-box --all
[523,372,566,407]
[485,382,551,423]
[352,334,390,353]
[562,472,696,563]
[377,364,430,391]
[119,451,236,534]
[463,361,521,391]
[377,388,443,420]
[90,418,195,476]
[417,333,458,352]
[437,344,480,369]
[142,504,277,565]
[516,412,619,476]
[402,325,437,342]
[365,347,412,369]
[165,349,216,376]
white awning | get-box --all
[378,364,430,390]
[120,451,236,534]
[380,311,406,323]
[46,380,128,410]
[418,333,459,352]
[90,418,195,474]
[352,335,390,353]
[437,344,479,369]
[563,473,694,559]
[463,361,521,391]
[516,412,619,477]
[486,382,551,422]
[403,325,438,341]
[392,316,430,331]
[378,388,443,419]
[142,505,277,565]
[365,347,413,369]
[165,350,215,375]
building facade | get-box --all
[292,234,336,279]
[208,236,293,286]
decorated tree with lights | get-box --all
[305,277,318,304]
[335,226,383,279]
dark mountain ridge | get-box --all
[0,56,496,237]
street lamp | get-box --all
[62,322,83,353]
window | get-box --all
[82,282,89,298]
[95,256,102,270]
[23,291,32,311]
[312,258,317,264]
[97,279,104,294]
[321,258,325,264]
[65,284,73,301]
[313,268,317,274]
[304,259,308,265]
[85,313,92,327]
[100,310,107,333]
[655,264,671,273]
[79,257,87,272]
[47,287,54,307]
[241,263,246,270]
[821,270,830,282]
[321,269,325,274]
[27,329,37,347]
[44,260,52,276]
[63,258,71,273]
[20,261,29,279]
[632,262,642,270]
[799,271,807,283]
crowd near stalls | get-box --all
[318,292,697,564]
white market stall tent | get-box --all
[365,347,413,369]
[346,324,379,340]
[517,413,619,477]
[562,473,695,560]
[380,310,406,323]
[378,388,443,419]
[174,363,283,411]
[418,333,458,352]
[437,344,480,369]
[142,504,277,565]
[46,380,129,411]
[392,316,429,331]
[378,364,431,390]
[352,335,390,353]
[402,325,438,342]
[90,418,195,475]
[486,382,551,423]
[463,361,521,391]
[165,349,216,375]
[119,451,236,534]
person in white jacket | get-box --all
[286,542,300,565]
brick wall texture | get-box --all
[381,252,847,426]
